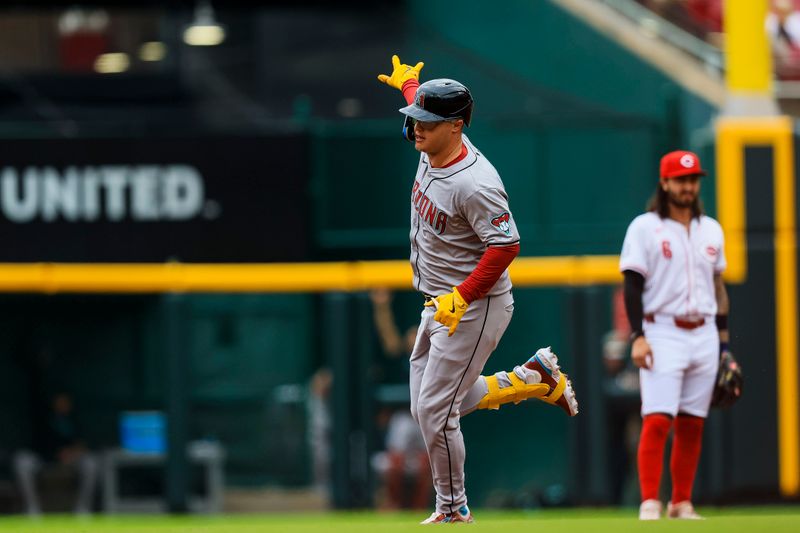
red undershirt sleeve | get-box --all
[402,79,419,105]
[456,243,520,304]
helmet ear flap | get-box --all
[462,102,473,127]
[403,115,415,142]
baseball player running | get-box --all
[378,55,578,524]
[620,150,730,520]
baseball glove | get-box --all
[711,348,743,409]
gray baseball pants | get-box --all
[409,290,514,515]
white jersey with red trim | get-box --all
[409,135,520,297]
[619,212,726,317]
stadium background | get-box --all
[0,0,796,517]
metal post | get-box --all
[324,292,351,508]
[353,292,375,508]
[164,293,189,513]
[563,288,585,503]
[582,287,611,503]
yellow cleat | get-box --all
[477,372,550,411]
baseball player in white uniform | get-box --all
[378,55,578,524]
[620,150,730,520]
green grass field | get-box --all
[0,507,798,533]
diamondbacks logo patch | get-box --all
[491,212,511,236]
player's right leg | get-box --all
[461,347,578,416]
[637,413,671,519]
[415,292,511,522]
[637,321,685,520]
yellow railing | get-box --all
[0,255,622,294]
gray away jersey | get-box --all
[409,135,520,297]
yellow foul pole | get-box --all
[723,0,775,114]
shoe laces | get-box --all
[513,365,542,384]
[534,347,560,374]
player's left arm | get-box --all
[713,222,730,346]
[426,244,519,336]
[714,273,730,345]
[457,187,521,304]
[712,271,743,407]
[426,188,520,335]
[456,244,519,304]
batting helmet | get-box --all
[399,78,473,141]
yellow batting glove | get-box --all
[377,54,424,90]
[424,287,469,336]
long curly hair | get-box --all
[647,183,703,219]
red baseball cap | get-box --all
[660,150,707,179]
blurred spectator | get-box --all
[636,0,723,45]
[12,392,98,516]
[767,0,800,80]
[641,0,706,38]
[684,0,723,34]
[602,287,641,506]
[307,367,333,497]
[371,409,430,510]
[369,288,417,383]
[369,288,431,510]
[639,0,800,80]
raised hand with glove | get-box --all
[377,54,424,91]
[425,287,468,337]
